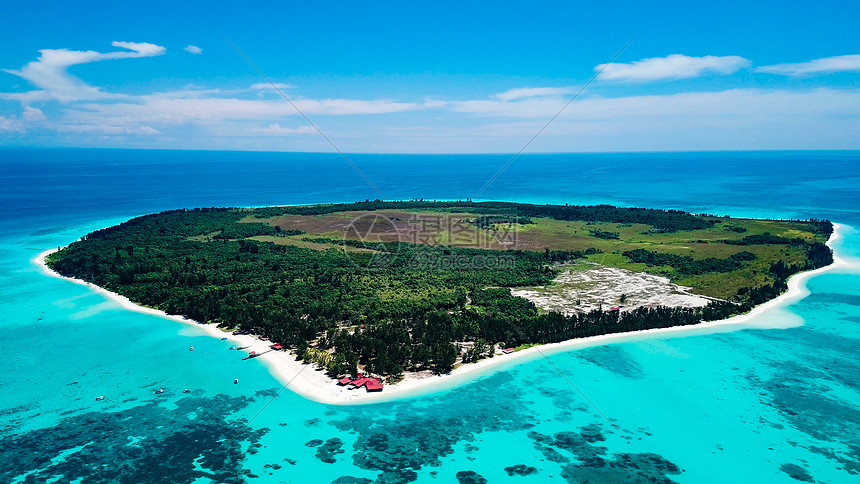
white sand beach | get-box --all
[34,223,851,405]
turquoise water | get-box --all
[1,149,858,483]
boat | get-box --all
[155,388,165,394]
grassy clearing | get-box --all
[249,235,377,253]
[243,207,827,299]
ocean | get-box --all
[1,148,858,483]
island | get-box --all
[44,201,835,401]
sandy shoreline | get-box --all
[34,223,851,405]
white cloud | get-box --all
[0,106,46,133]
[108,42,165,58]
[1,43,430,142]
[454,87,859,121]
[438,87,860,151]
[494,87,572,102]
[447,87,574,118]
[184,45,202,54]
[0,115,24,132]
[56,123,160,135]
[2,41,166,101]
[555,88,859,121]
[22,106,46,122]
[475,88,860,152]
[421,99,449,109]
[596,54,751,82]
[31,85,860,151]
[451,97,566,118]
[3,41,856,151]
[0,90,71,103]
[250,82,295,91]
[144,86,226,99]
[756,54,860,76]
[70,96,423,126]
[256,123,316,134]
[0,106,46,132]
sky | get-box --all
[1,1,858,153]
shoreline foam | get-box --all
[34,223,851,405]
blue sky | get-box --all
[1,1,858,153]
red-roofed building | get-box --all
[271,343,283,350]
[338,377,352,385]
[349,378,371,388]
[365,379,384,392]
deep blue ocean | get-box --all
[1,148,859,483]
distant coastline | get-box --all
[34,223,848,405]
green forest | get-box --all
[47,201,833,379]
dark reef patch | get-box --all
[455,470,488,484]
[539,446,570,463]
[504,464,538,476]
[0,403,37,434]
[332,477,373,484]
[331,373,536,482]
[751,354,860,476]
[254,388,279,399]
[365,432,389,452]
[575,345,645,379]
[559,454,681,484]
[580,424,606,443]
[528,429,682,483]
[0,394,267,484]
[802,292,860,307]
[780,463,814,482]
[324,371,682,483]
[315,438,346,464]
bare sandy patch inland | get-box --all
[511,263,715,315]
